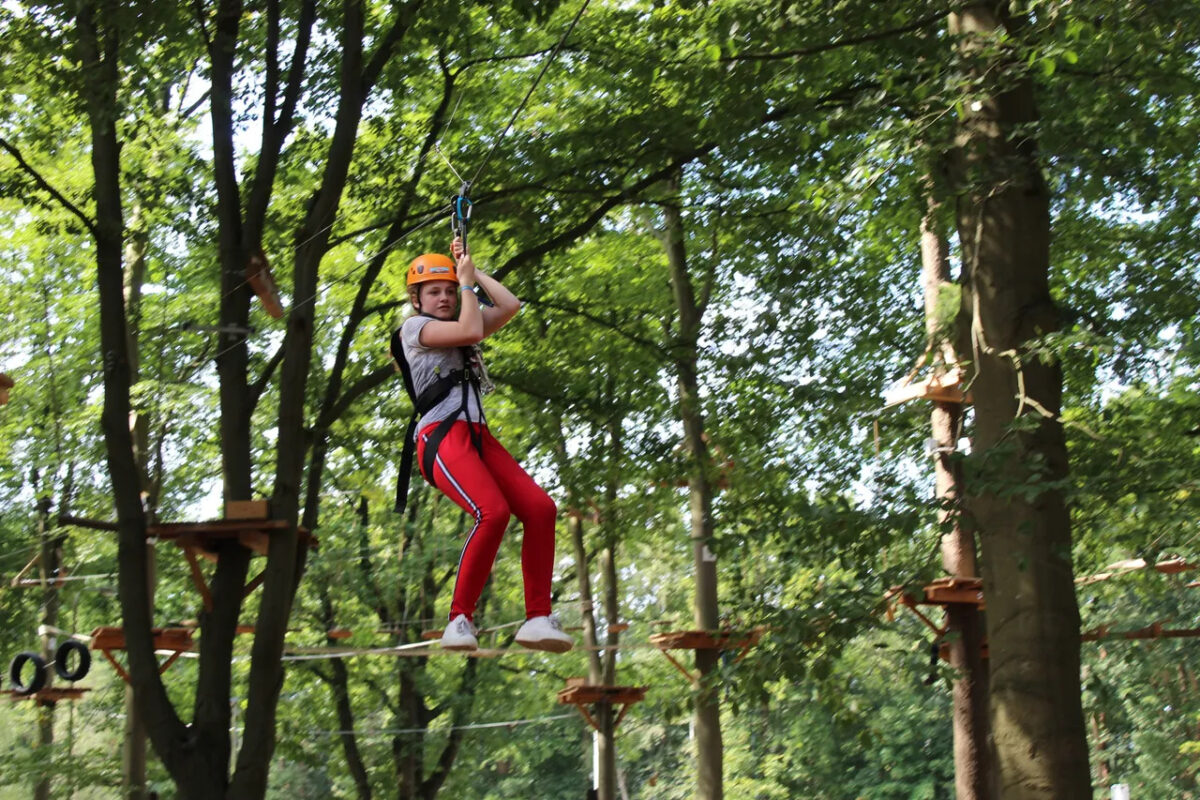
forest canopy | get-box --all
[1,1,1197,798]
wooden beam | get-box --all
[246,249,285,319]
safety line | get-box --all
[10,572,116,584]
[469,0,591,187]
[308,712,574,738]
[205,203,449,366]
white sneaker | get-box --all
[440,614,478,651]
[515,613,574,653]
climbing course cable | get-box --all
[469,0,592,189]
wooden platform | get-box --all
[886,578,985,638]
[649,628,764,685]
[3,686,90,706]
[90,626,194,684]
[557,679,646,731]
[922,577,984,606]
[883,367,971,408]
[148,518,316,612]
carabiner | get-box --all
[450,181,473,254]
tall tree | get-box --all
[919,179,994,799]
[950,4,1090,797]
[658,168,725,800]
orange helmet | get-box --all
[406,253,457,287]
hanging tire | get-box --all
[54,640,91,681]
[9,652,47,696]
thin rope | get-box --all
[308,712,574,738]
[279,639,666,661]
[469,0,591,187]
[433,142,467,184]
[10,572,116,585]
[205,203,449,365]
[0,543,43,563]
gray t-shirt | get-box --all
[400,315,485,433]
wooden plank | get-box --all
[4,687,90,705]
[649,628,763,651]
[242,570,267,598]
[100,648,130,684]
[10,552,42,586]
[883,368,972,408]
[183,547,215,611]
[557,685,647,705]
[89,627,194,652]
[225,500,271,520]
[1082,625,1200,642]
[246,249,285,319]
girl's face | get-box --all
[417,280,458,320]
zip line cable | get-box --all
[202,0,591,357]
[205,203,450,366]
[307,712,575,738]
[469,0,592,188]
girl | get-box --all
[395,239,573,653]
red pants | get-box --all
[418,421,557,621]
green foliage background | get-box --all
[1,0,1198,797]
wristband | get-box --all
[459,284,475,294]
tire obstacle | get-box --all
[3,640,92,706]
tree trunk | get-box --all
[230,0,371,791]
[122,202,154,800]
[319,598,373,799]
[34,498,59,800]
[75,1,208,794]
[661,172,722,800]
[920,191,994,800]
[951,5,1090,798]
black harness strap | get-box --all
[390,320,483,513]
[417,363,480,487]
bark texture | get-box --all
[920,192,994,800]
[662,172,723,800]
[951,5,1090,798]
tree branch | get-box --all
[249,341,286,411]
[718,11,950,63]
[361,0,426,91]
[0,136,97,236]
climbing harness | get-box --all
[389,322,486,513]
